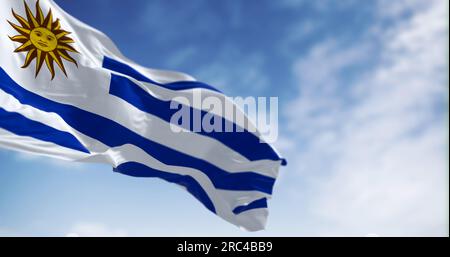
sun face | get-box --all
[30,27,58,52]
[7,0,78,80]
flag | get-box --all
[0,0,286,231]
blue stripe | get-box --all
[114,162,216,214]
[0,67,275,194]
[0,107,89,154]
[108,73,283,164]
[233,198,268,215]
[103,56,221,93]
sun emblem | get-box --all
[7,0,78,80]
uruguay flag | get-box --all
[0,0,286,231]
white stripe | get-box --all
[0,127,89,161]
[0,88,110,154]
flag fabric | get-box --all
[0,0,285,231]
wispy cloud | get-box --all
[282,0,448,236]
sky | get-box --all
[0,0,448,236]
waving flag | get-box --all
[0,0,285,231]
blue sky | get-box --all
[0,0,448,236]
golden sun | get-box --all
[8,0,78,80]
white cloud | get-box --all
[376,0,430,19]
[66,222,127,237]
[284,0,448,236]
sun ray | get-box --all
[12,9,30,29]
[58,38,75,44]
[8,1,78,80]
[57,50,78,66]
[14,40,32,52]
[53,19,61,30]
[45,54,55,79]
[57,43,78,53]
[8,21,31,36]
[24,1,40,28]
[48,51,68,76]
[44,9,53,30]
[22,48,37,68]
[9,35,28,43]
[47,51,62,69]
[35,50,46,77]
[35,0,45,25]
[55,30,70,39]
